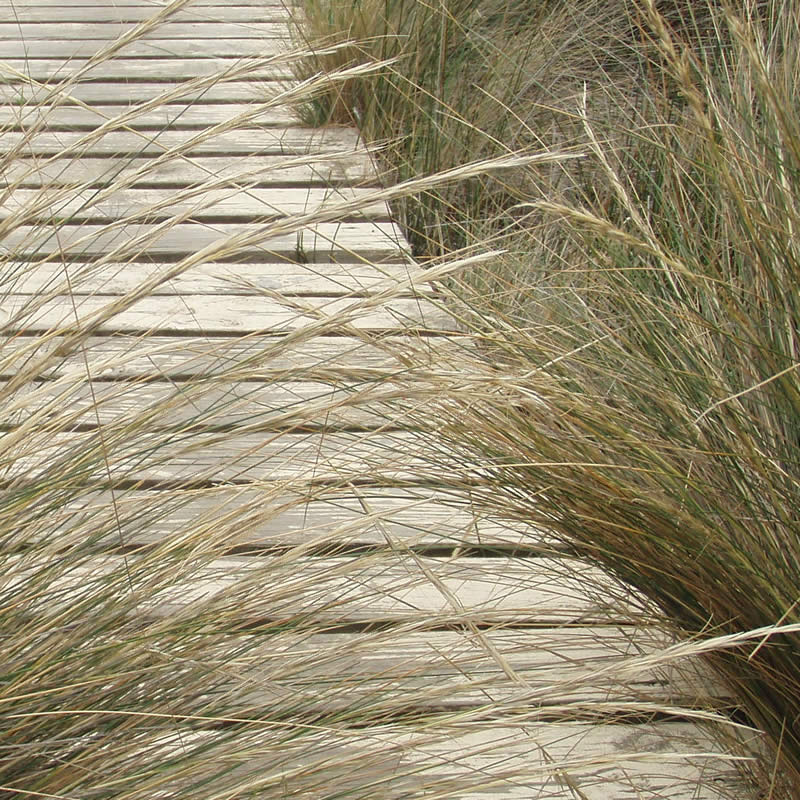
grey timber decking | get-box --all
[0,2,748,798]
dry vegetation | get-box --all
[0,3,523,796]
[1,1,749,798]
[292,0,800,797]
[2,0,798,795]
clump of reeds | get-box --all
[289,0,574,256]
[293,0,800,795]
[398,1,800,795]
[290,0,735,259]
[1,2,715,797]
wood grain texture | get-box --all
[0,220,408,262]
[0,127,363,156]
[2,57,293,81]
[1,186,389,222]
[18,552,632,625]
[0,38,287,58]
[1,294,449,334]
[3,261,425,295]
[197,626,727,710]
[41,487,550,549]
[0,81,290,105]
[261,723,742,799]
[136,725,741,800]
[3,429,438,483]
[0,335,455,380]
[1,221,411,262]
[0,103,297,130]
[2,154,377,188]
[0,22,289,39]
[4,379,419,430]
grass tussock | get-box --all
[0,2,742,798]
[289,0,560,255]
[291,0,743,258]
[293,0,800,796]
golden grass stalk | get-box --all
[292,0,800,795]
[1,3,741,798]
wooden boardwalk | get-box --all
[1,1,749,797]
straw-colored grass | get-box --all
[1,2,743,798]
[0,4,475,796]
[288,0,560,256]
[292,0,800,796]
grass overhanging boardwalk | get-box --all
[1,1,749,797]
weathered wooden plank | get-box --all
[0,6,291,22]
[19,552,631,624]
[0,81,289,104]
[268,723,742,800]
[1,186,388,222]
[4,379,405,429]
[0,127,361,156]
[203,626,726,710]
[3,429,432,483]
[2,186,387,221]
[0,38,286,58]
[0,22,289,39]
[0,335,454,380]
[1,58,292,81]
[132,724,742,800]
[1,294,447,334]
[1,222,410,263]
[3,261,422,296]
[40,487,547,549]
[0,103,297,130]
[1,154,376,188]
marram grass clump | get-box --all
[289,0,585,257]
[0,3,703,798]
[293,0,800,796]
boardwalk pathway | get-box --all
[1,1,748,797]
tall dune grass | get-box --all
[289,0,737,258]
[0,2,746,797]
[289,0,564,256]
[293,0,800,796]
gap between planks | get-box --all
[1,221,412,263]
[1,6,292,23]
[0,22,291,39]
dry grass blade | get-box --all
[1,3,712,799]
[291,0,800,797]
